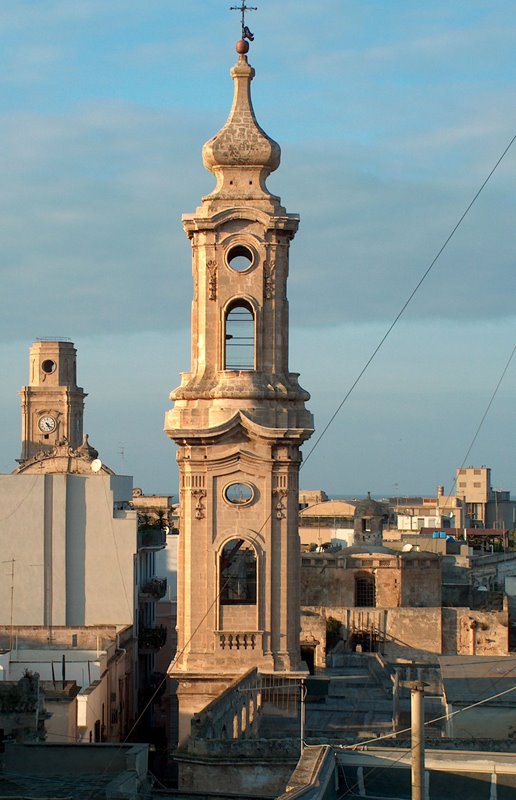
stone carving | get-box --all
[207,260,218,300]
[273,488,289,519]
[264,260,275,300]
[192,489,207,519]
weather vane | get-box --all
[230,1,257,41]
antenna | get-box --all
[91,459,103,473]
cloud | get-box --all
[1,92,514,349]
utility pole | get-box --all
[411,681,426,800]
[300,681,307,756]
[2,559,15,649]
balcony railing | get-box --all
[138,527,166,550]
[217,631,262,651]
[139,577,167,601]
[138,625,167,651]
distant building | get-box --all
[387,485,464,532]
[456,466,515,529]
[0,340,168,742]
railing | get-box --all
[217,631,261,651]
[138,625,167,651]
[139,577,167,601]
[138,527,166,550]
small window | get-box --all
[41,359,56,374]
[227,244,254,272]
[220,539,257,605]
[355,574,376,607]
[225,301,255,370]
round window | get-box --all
[226,244,254,272]
[224,482,255,506]
[41,359,57,374]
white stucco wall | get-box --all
[0,473,137,627]
[156,533,178,598]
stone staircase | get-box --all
[305,659,395,740]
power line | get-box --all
[303,133,516,468]
[437,343,516,517]
[83,133,516,788]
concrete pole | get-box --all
[411,681,425,800]
[300,682,306,756]
[392,669,399,731]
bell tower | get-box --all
[18,339,86,462]
[165,36,313,735]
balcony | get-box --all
[138,526,166,551]
[138,625,167,652]
[139,577,167,602]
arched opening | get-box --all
[355,573,376,607]
[220,539,257,605]
[225,300,255,370]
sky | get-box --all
[0,1,515,498]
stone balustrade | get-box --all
[190,668,262,742]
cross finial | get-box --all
[230,1,257,41]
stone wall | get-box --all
[401,556,442,606]
[0,624,128,651]
[176,669,303,796]
[300,552,441,610]
[443,607,509,656]
[301,605,509,663]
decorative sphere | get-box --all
[236,39,249,54]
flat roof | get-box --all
[440,655,516,706]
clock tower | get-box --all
[18,339,86,463]
[165,37,313,738]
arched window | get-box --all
[355,573,376,607]
[220,539,257,605]
[225,301,255,370]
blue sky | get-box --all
[1,1,515,498]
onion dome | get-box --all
[202,39,281,199]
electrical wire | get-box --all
[303,133,516,468]
[31,118,515,800]
[436,343,516,520]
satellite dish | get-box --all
[402,543,413,552]
[91,459,103,473]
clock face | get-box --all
[38,415,57,433]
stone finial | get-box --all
[201,51,280,198]
[236,38,249,55]
[76,433,99,460]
